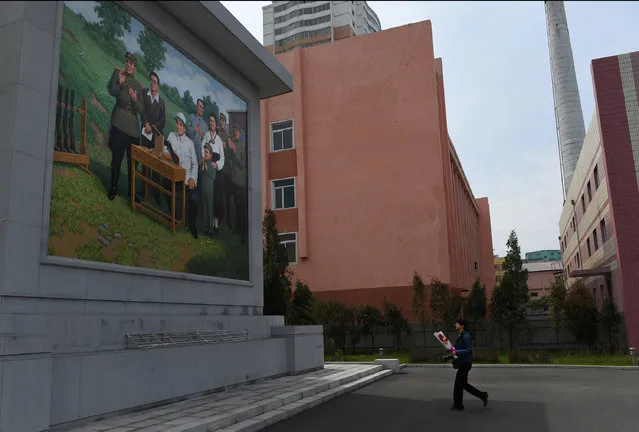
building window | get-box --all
[593,228,599,251]
[587,181,592,201]
[271,120,294,151]
[577,252,581,267]
[594,165,599,189]
[581,195,586,213]
[272,178,296,209]
[587,238,591,257]
[600,219,607,243]
[572,216,576,231]
[279,232,298,265]
[531,292,539,297]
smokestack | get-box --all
[545,1,586,200]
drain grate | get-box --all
[126,330,250,349]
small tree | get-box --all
[447,294,463,328]
[314,300,348,353]
[360,305,384,350]
[548,277,567,350]
[262,209,292,319]
[383,299,411,351]
[412,271,429,348]
[490,230,529,350]
[290,280,315,325]
[467,278,487,327]
[430,277,451,328]
[600,296,622,353]
[344,306,363,353]
[563,279,599,350]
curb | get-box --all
[403,363,638,370]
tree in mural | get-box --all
[137,27,167,73]
[95,1,131,41]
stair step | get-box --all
[212,369,393,432]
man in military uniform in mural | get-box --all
[216,113,234,229]
[106,52,144,201]
[229,124,247,245]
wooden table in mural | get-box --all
[130,145,186,233]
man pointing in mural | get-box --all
[106,51,144,201]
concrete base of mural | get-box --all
[0,319,323,431]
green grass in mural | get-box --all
[49,6,249,280]
[49,165,249,279]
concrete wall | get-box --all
[0,2,322,430]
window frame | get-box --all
[270,119,295,153]
[271,177,297,210]
[278,232,298,265]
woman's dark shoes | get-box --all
[482,392,489,407]
[108,188,117,201]
[450,405,464,411]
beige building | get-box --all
[263,1,381,54]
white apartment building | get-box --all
[263,1,381,54]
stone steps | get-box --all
[63,364,393,432]
[212,369,393,432]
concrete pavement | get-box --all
[263,366,639,432]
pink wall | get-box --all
[477,197,496,300]
[527,271,557,297]
[261,21,494,317]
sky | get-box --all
[65,1,247,115]
[221,0,639,257]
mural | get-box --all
[47,1,249,280]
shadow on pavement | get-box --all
[263,393,550,432]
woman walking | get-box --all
[447,319,489,411]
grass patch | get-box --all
[325,350,636,367]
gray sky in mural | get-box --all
[66,1,247,114]
[222,1,639,257]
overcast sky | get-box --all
[221,1,639,257]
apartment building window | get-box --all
[577,252,581,267]
[572,216,576,231]
[587,181,592,201]
[275,27,332,49]
[600,219,607,243]
[594,165,599,189]
[274,3,330,24]
[271,120,294,151]
[587,238,591,257]
[272,178,296,209]
[593,228,599,251]
[274,15,331,36]
[581,194,586,213]
[279,232,298,265]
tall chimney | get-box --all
[545,1,586,200]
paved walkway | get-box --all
[61,363,392,432]
[263,366,639,432]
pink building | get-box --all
[558,50,639,348]
[261,21,495,320]
[523,261,563,298]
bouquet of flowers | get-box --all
[433,331,457,359]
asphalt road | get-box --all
[264,366,639,432]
